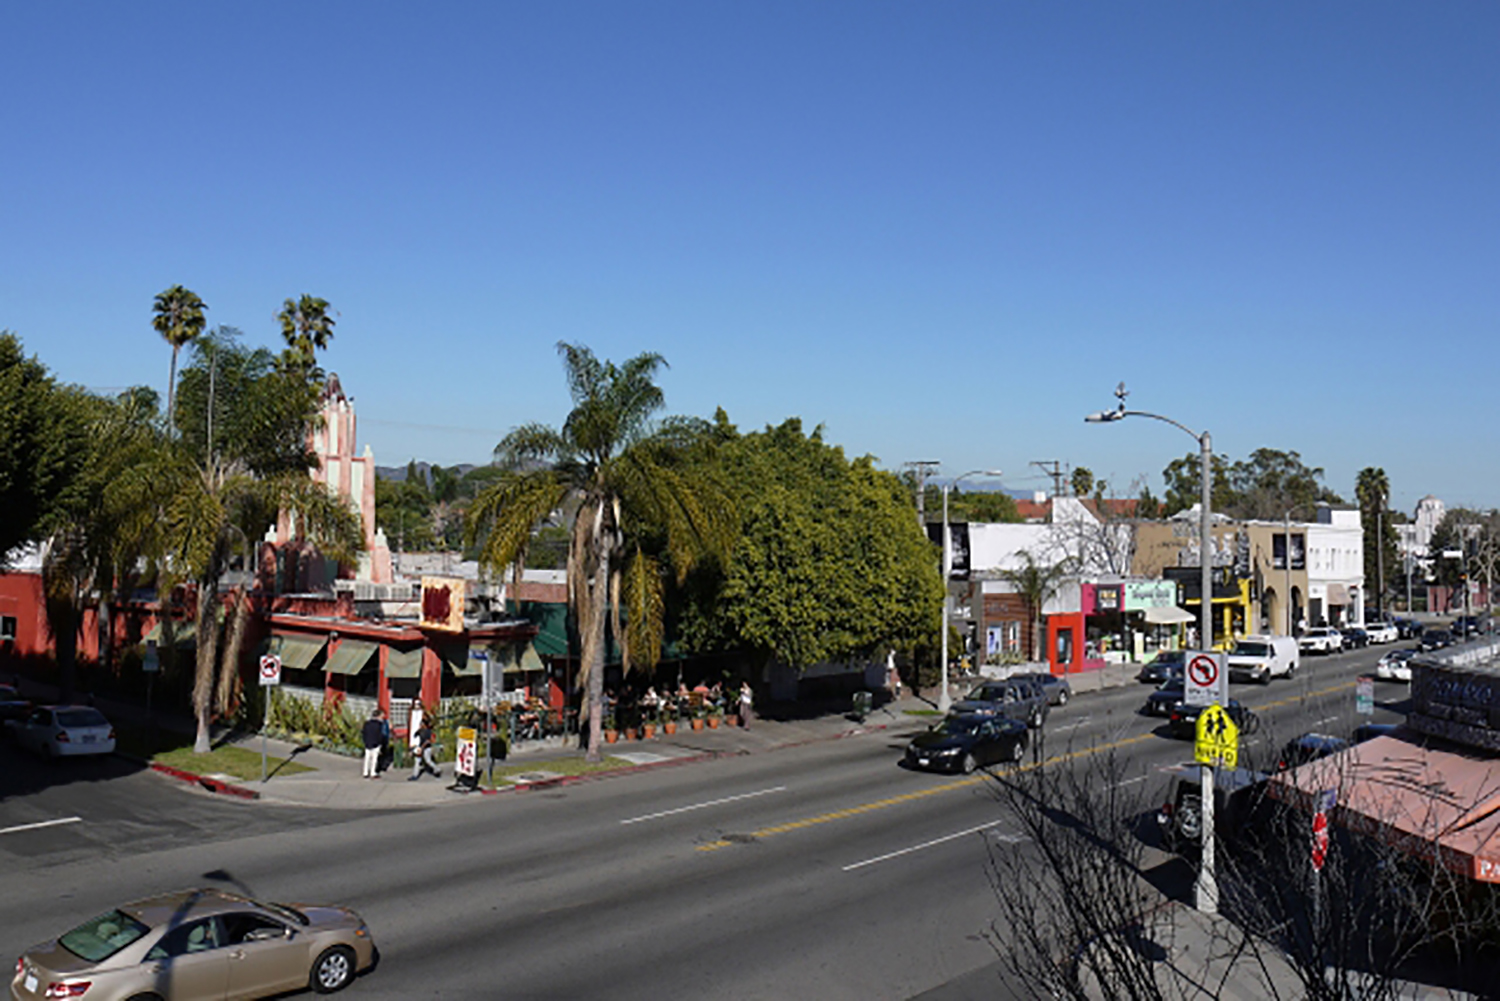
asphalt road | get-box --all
[0,644,1405,1000]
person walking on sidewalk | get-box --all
[361,709,387,779]
[407,698,424,771]
[738,680,754,729]
[410,716,439,780]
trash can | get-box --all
[851,690,873,722]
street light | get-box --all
[939,468,1004,715]
[1086,382,1219,915]
[1280,503,1326,639]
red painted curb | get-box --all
[149,761,261,800]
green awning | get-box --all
[274,634,327,671]
[324,639,377,676]
[385,646,424,679]
[490,641,546,674]
[143,621,195,648]
[439,642,479,677]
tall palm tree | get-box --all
[152,285,207,432]
[1000,550,1075,662]
[276,294,336,371]
[466,343,734,761]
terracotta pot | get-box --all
[707,716,720,729]
[691,718,704,731]
[663,721,677,735]
[642,724,656,739]
[604,729,619,744]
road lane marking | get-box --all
[843,821,1003,871]
[1112,775,1149,788]
[0,817,82,836]
[1313,716,1340,727]
[621,787,787,825]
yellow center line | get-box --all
[698,675,1364,853]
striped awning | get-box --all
[385,646,424,679]
[439,642,479,677]
[273,634,327,671]
[1327,583,1350,606]
[324,639,377,676]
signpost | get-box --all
[258,654,281,783]
[142,640,159,726]
[1184,650,1228,915]
[1356,675,1375,716]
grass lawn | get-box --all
[113,723,315,781]
[904,708,943,717]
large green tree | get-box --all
[679,412,942,673]
[151,285,207,431]
[1160,447,1342,519]
[466,343,734,761]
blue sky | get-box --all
[3,3,1496,513]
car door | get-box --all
[973,721,999,765]
[20,708,50,753]
[223,909,304,1000]
[143,917,230,999]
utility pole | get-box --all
[906,461,940,528]
[1031,460,1065,499]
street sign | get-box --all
[1184,650,1227,708]
[1311,810,1330,872]
[258,654,282,687]
[1356,675,1375,715]
[1194,704,1239,768]
[455,726,478,778]
[142,639,159,675]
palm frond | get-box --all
[494,423,571,470]
[621,546,664,674]
[465,469,568,575]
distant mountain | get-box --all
[376,461,480,484]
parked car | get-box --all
[1157,763,1272,855]
[950,678,1049,728]
[11,888,377,1001]
[7,705,115,758]
[1226,635,1299,684]
[1419,628,1453,652]
[1298,626,1344,655]
[1391,616,1420,640]
[1362,620,1398,644]
[1141,679,1186,718]
[1275,732,1350,772]
[1167,698,1256,739]
[1137,650,1186,684]
[904,714,1028,773]
[0,683,31,724]
[1375,647,1416,682]
[1009,671,1072,707]
[1339,626,1369,649]
[1450,615,1482,638]
[1353,722,1402,744]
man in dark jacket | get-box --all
[361,709,387,779]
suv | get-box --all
[1419,628,1453,652]
[1298,626,1343,655]
[951,678,1049,728]
[1157,764,1271,855]
[1362,619,1398,644]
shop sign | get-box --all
[1095,585,1122,613]
[455,726,478,778]
[1124,580,1178,611]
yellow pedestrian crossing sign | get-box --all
[1194,704,1239,768]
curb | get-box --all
[140,758,262,800]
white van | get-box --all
[1226,635,1300,684]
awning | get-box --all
[385,646,424,679]
[439,642,479,677]
[1144,606,1197,625]
[1327,583,1350,606]
[143,621,195,647]
[491,641,547,674]
[273,634,327,671]
[324,639,377,676]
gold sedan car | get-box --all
[11,889,377,1000]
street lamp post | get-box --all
[1087,383,1219,914]
[1280,503,1324,638]
[939,469,1004,715]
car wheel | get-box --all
[310,945,357,994]
[1056,689,1069,706]
[125,994,166,1001]
[1176,794,1203,841]
[960,753,977,775]
[1009,737,1026,763]
[1029,709,1043,728]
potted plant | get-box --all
[706,704,722,729]
[662,704,678,735]
[603,709,619,744]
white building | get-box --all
[1306,507,1365,627]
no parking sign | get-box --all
[1184,650,1226,707]
[259,654,282,687]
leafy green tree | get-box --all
[466,343,735,761]
[999,550,1075,661]
[1427,509,1483,606]
[1160,447,1342,519]
[152,285,207,432]
[1160,451,1235,517]
[1071,467,1094,498]
[375,468,438,553]
[679,414,942,673]
[921,485,1023,524]
[1355,467,1399,613]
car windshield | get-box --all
[1156,680,1185,694]
[963,685,1004,702]
[1233,642,1270,657]
[1150,652,1185,665]
[257,900,309,926]
[57,708,109,728]
[59,909,150,962]
[0,685,18,700]
[933,718,980,737]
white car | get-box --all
[1375,649,1414,682]
[8,704,116,758]
[1363,620,1398,644]
[1298,627,1344,655]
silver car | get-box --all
[8,705,115,758]
[11,889,377,1000]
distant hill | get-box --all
[376,461,479,484]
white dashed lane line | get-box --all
[843,821,1004,872]
[0,817,82,836]
[620,787,788,825]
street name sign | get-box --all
[1184,650,1227,708]
[258,654,282,687]
[1356,676,1374,715]
[1194,704,1239,768]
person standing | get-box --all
[738,680,754,729]
[361,709,386,779]
[410,715,439,780]
[407,698,424,773]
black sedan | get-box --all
[1167,699,1256,739]
[1141,679,1186,718]
[1138,650,1186,684]
[0,684,30,724]
[1340,626,1369,649]
[1009,671,1072,707]
[1275,732,1349,772]
[904,714,1028,773]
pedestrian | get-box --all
[410,715,439,780]
[738,680,754,729]
[361,709,386,779]
[407,698,424,772]
[377,709,393,773]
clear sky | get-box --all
[3,3,1496,513]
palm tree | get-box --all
[152,285,207,432]
[1000,550,1075,662]
[1356,467,1392,614]
[276,294,336,372]
[466,343,734,761]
